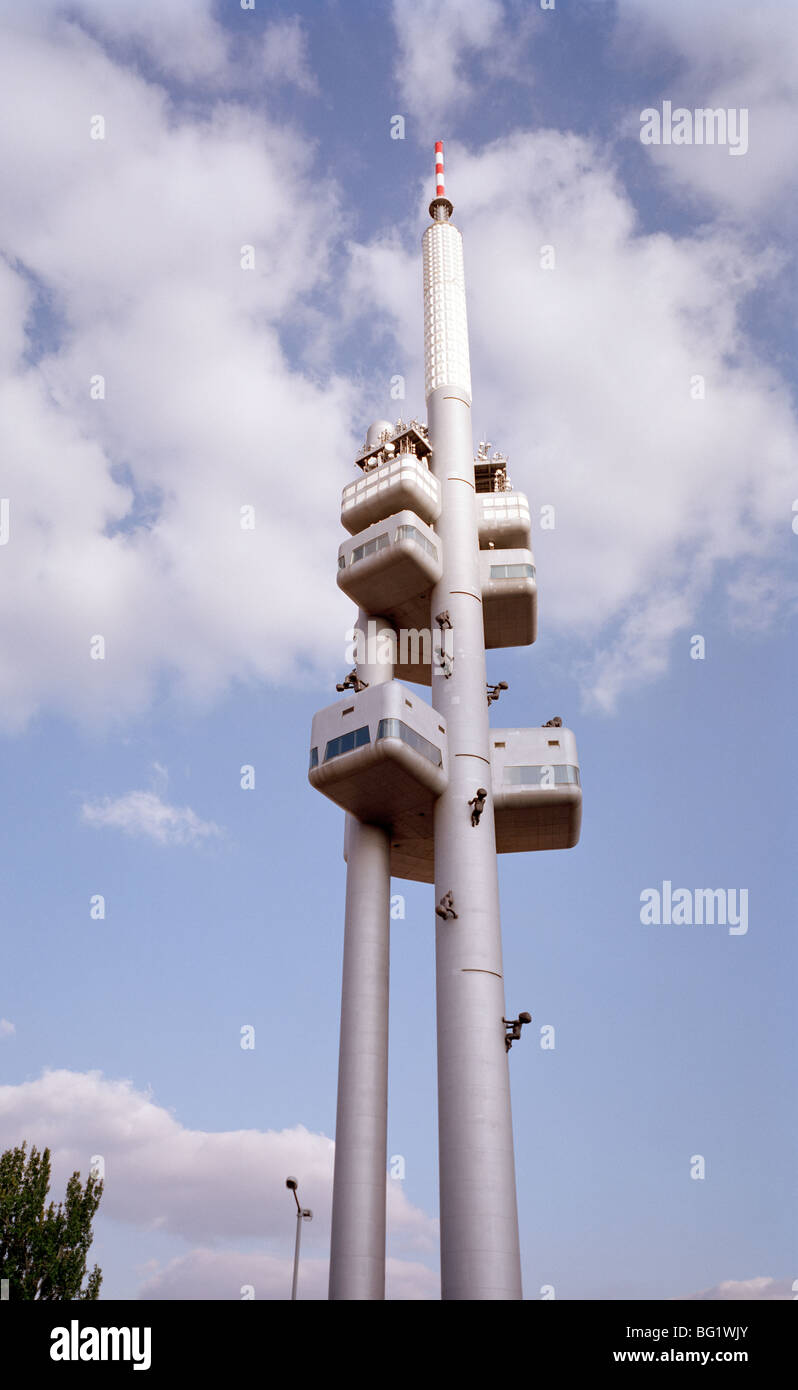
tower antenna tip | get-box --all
[430,140,454,222]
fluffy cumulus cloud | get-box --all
[348,128,798,709]
[684,1276,794,1301]
[1,0,228,85]
[1,0,795,726]
[0,1070,438,1298]
[616,0,798,219]
[2,0,315,91]
[390,0,534,129]
[138,1249,439,1300]
[260,16,316,94]
[0,4,355,731]
[0,1019,15,1038]
[81,789,223,846]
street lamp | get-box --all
[285,1177,312,1300]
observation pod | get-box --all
[491,726,582,852]
[308,680,448,828]
[387,724,581,881]
[480,548,538,648]
[337,511,442,630]
[478,490,532,549]
[341,453,440,536]
[336,525,537,678]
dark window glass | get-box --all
[377,718,442,767]
[324,725,371,762]
[351,533,390,565]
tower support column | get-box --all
[424,204,523,1298]
[328,613,394,1300]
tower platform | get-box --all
[308,681,448,834]
[310,695,581,882]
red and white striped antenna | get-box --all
[429,139,454,221]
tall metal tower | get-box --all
[309,144,582,1300]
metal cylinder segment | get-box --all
[328,815,392,1300]
[424,208,523,1298]
[328,610,395,1300]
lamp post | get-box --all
[285,1177,312,1301]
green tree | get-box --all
[0,1142,103,1299]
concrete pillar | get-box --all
[424,216,523,1300]
[328,612,394,1299]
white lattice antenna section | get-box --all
[423,221,472,402]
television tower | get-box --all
[309,144,582,1300]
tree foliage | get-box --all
[0,1142,103,1299]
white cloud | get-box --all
[580,590,696,717]
[346,129,798,708]
[0,1019,15,1038]
[81,790,223,846]
[139,1248,329,1300]
[616,0,798,218]
[391,0,510,127]
[138,1248,438,1300]
[683,1276,793,1301]
[0,1070,437,1284]
[0,8,356,731]
[725,566,798,634]
[0,4,795,727]
[4,0,317,92]
[2,0,230,85]
[261,17,317,95]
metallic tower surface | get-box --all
[310,143,582,1302]
[328,613,394,1301]
[424,147,522,1300]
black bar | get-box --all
[2,1297,791,1379]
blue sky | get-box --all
[0,0,795,1300]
